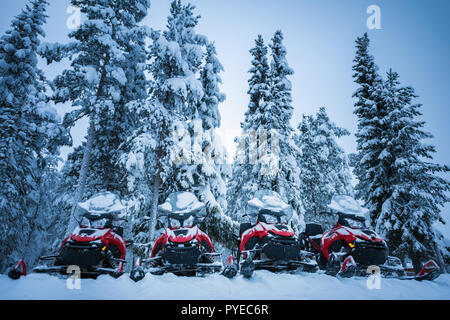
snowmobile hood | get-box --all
[262,222,296,237]
[351,227,384,242]
[70,227,110,242]
[329,224,383,243]
[166,226,198,243]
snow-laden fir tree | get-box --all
[0,0,68,271]
[350,33,388,226]
[264,30,303,227]
[294,107,354,228]
[40,0,151,235]
[170,42,236,247]
[160,1,236,248]
[228,31,304,232]
[373,70,449,272]
[227,35,270,221]
[123,0,237,252]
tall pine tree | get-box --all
[123,0,237,253]
[227,34,270,221]
[228,31,303,231]
[350,33,387,226]
[374,70,449,272]
[294,107,354,228]
[0,0,68,271]
[40,0,151,235]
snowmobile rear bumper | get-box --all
[162,246,203,265]
[352,240,388,266]
[262,241,301,261]
[141,261,223,276]
[56,243,106,268]
[251,259,318,272]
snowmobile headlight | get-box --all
[169,218,181,229]
[182,215,195,227]
[279,215,289,224]
[348,242,355,248]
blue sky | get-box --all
[1,0,449,236]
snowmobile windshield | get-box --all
[247,190,293,224]
[259,210,288,224]
[168,213,196,229]
[346,217,366,229]
[79,214,113,229]
[337,213,366,228]
[90,218,112,228]
[182,215,195,227]
[80,216,91,228]
[158,192,207,229]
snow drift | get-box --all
[1,271,449,300]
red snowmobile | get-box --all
[301,195,441,281]
[223,190,318,279]
[8,192,132,279]
[130,192,222,281]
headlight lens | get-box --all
[169,218,181,228]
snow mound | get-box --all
[247,190,292,220]
[158,192,205,215]
[78,192,127,215]
[328,195,366,217]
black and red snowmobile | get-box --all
[130,192,222,281]
[223,190,318,279]
[300,195,441,281]
[8,192,132,280]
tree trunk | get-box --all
[65,55,109,236]
[66,118,96,236]
[433,242,448,274]
[411,253,423,274]
[148,172,161,242]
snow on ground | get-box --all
[1,271,449,300]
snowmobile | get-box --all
[130,192,223,281]
[223,190,318,279]
[300,195,441,281]
[8,192,133,280]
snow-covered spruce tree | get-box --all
[158,1,237,248]
[122,1,201,253]
[228,31,304,232]
[373,70,449,273]
[294,107,353,228]
[264,30,304,230]
[0,0,69,271]
[350,33,387,226]
[40,0,151,235]
[227,35,270,222]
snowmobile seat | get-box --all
[305,223,324,236]
[239,223,253,236]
